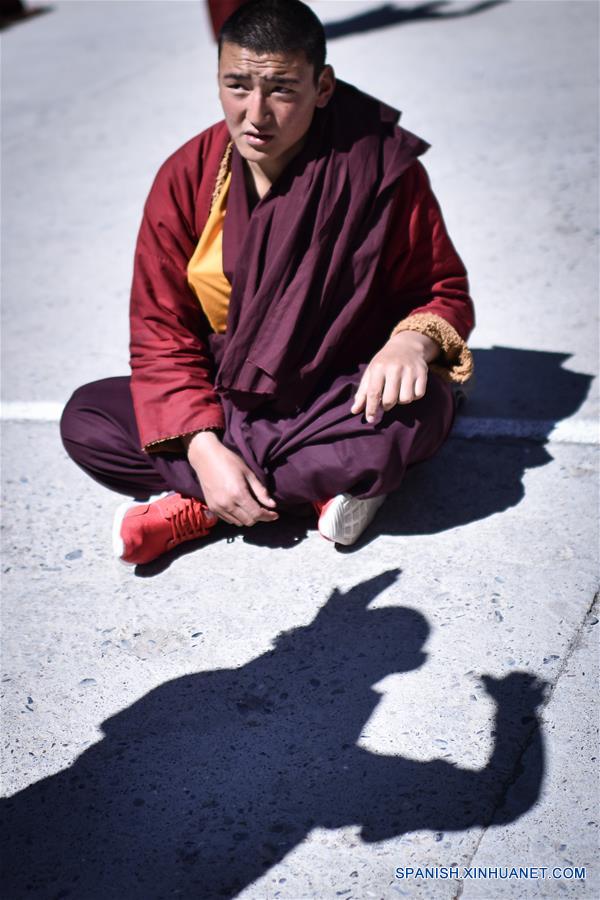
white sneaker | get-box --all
[315,493,386,545]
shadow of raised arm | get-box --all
[351,671,547,842]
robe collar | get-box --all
[217,80,429,409]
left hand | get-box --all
[351,331,440,422]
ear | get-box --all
[315,65,336,108]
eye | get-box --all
[225,82,248,93]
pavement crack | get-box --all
[451,589,599,900]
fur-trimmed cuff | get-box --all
[391,312,474,383]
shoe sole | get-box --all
[111,492,170,567]
[318,493,386,546]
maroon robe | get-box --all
[61,82,473,508]
[127,87,473,451]
[207,0,249,40]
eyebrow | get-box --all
[222,72,301,85]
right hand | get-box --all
[481,672,548,710]
[184,431,278,527]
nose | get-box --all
[246,88,271,128]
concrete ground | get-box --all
[1,1,598,898]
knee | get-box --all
[60,381,103,451]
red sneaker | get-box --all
[314,493,386,546]
[112,492,218,566]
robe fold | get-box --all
[128,82,474,453]
[216,82,429,406]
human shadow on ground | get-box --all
[2,571,547,899]
[461,346,593,424]
[324,0,506,41]
[371,345,594,540]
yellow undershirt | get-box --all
[186,168,473,384]
[187,171,232,334]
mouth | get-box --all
[243,131,274,147]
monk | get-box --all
[60,0,474,565]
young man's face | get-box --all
[218,41,335,180]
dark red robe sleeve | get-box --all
[381,160,475,381]
[129,127,229,452]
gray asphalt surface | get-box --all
[1,2,599,899]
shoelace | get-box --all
[168,498,212,542]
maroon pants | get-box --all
[60,372,454,509]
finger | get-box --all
[236,503,278,527]
[414,368,428,400]
[398,369,418,405]
[254,507,279,523]
[399,364,429,404]
[350,371,369,414]
[207,493,249,527]
[246,471,277,509]
[381,369,402,411]
[214,508,244,527]
[242,500,279,525]
[365,370,385,422]
[233,489,278,527]
[228,484,264,526]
